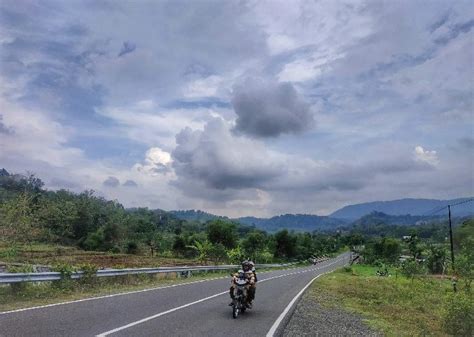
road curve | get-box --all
[0,253,350,337]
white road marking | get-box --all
[266,256,348,337]
[96,290,229,337]
[0,276,229,315]
[0,266,303,316]
[95,257,346,337]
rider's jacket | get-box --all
[231,270,255,286]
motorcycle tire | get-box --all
[233,305,239,319]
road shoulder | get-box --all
[282,281,382,337]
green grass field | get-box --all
[310,264,471,336]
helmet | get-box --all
[241,260,251,271]
[248,261,255,271]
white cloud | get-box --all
[97,102,214,149]
[414,146,439,166]
[133,147,174,176]
[182,75,226,98]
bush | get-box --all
[110,245,121,254]
[442,293,474,336]
[401,259,424,280]
[126,241,139,254]
[0,246,18,258]
[78,263,98,285]
[52,263,76,290]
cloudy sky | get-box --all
[0,0,473,217]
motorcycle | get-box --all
[231,271,250,319]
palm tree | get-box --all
[187,240,212,264]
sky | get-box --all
[0,0,473,217]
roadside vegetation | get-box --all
[0,170,346,310]
[0,171,347,267]
[1,170,472,335]
[310,219,473,336]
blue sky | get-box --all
[0,0,473,217]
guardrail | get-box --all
[0,263,296,284]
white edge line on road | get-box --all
[95,257,346,337]
[266,256,347,337]
[0,263,306,315]
[0,276,227,315]
[96,290,229,337]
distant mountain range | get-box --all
[237,214,347,232]
[329,197,473,220]
[170,197,473,232]
[350,211,442,227]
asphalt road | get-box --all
[0,253,350,337]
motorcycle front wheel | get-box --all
[232,305,239,319]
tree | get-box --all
[36,198,77,242]
[381,238,401,263]
[426,245,447,274]
[274,230,297,259]
[407,234,422,259]
[187,240,212,264]
[242,231,266,259]
[0,192,42,247]
[207,220,238,249]
[145,232,162,257]
[400,259,424,281]
[363,237,401,264]
[172,235,187,256]
[209,243,227,264]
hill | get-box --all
[237,214,347,232]
[330,198,473,221]
[169,210,228,222]
[169,210,348,233]
[351,211,442,227]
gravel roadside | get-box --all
[282,287,382,337]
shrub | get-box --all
[110,245,121,254]
[78,263,98,285]
[0,246,18,258]
[126,241,138,254]
[52,263,76,290]
[401,259,424,280]
[442,293,474,336]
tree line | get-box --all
[0,171,347,263]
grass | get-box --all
[0,243,198,268]
[309,264,462,337]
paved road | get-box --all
[0,253,350,337]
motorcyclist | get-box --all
[229,260,256,307]
[247,260,257,302]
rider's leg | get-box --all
[249,285,256,301]
[229,286,235,306]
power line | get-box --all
[448,198,474,208]
[425,205,448,216]
[423,198,474,216]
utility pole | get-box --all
[448,205,456,292]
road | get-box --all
[0,253,350,337]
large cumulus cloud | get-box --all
[232,78,314,137]
[172,118,283,190]
[170,118,439,214]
